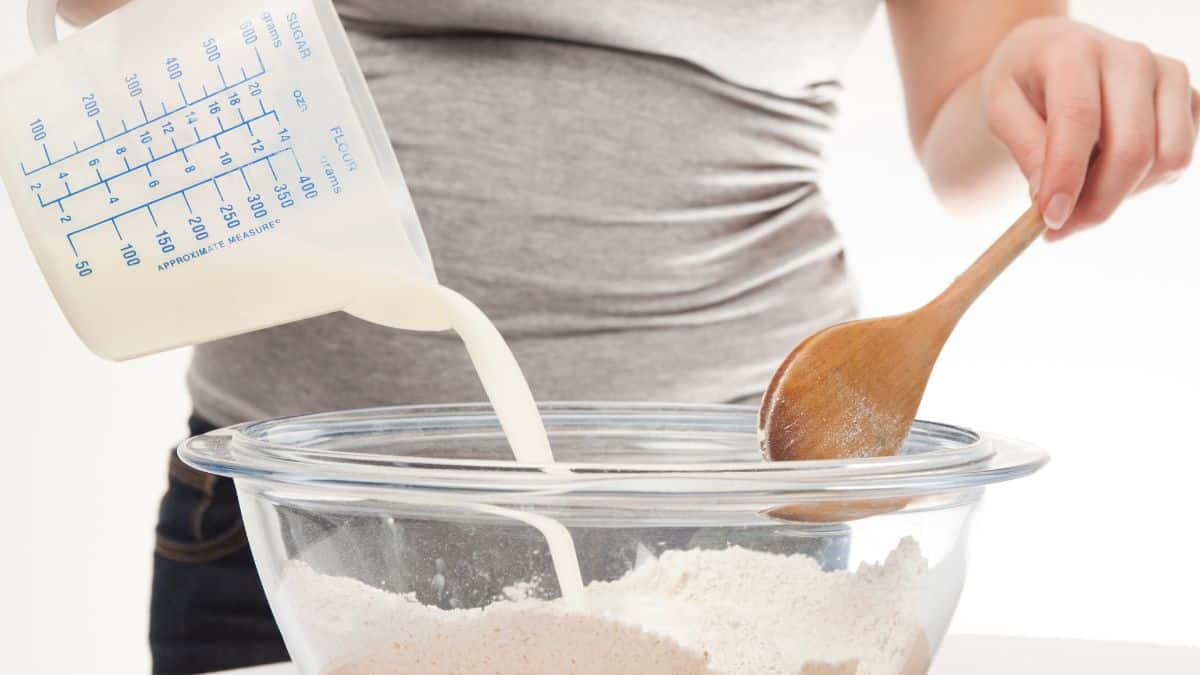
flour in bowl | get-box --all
[278,537,929,674]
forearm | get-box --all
[58,0,130,26]
[886,1,1068,216]
[918,68,1027,216]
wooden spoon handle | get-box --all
[929,204,1046,321]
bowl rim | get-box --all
[178,402,1048,501]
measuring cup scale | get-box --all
[2,0,445,360]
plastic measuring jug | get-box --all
[1,0,447,360]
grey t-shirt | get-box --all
[188,0,880,426]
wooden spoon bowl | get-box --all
[760,205,1045,462]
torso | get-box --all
[335,0,879,97]
[188,0,880,425]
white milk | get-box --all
[347,273,584,603]
[367,286,554,465]
[465,503,585,606]
[427,288,584,604]
[342,267,552,464]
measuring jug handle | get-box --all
[26,0,60,51]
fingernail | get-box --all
[1028,170,1042,200]
[1043,193,1072,230]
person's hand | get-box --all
[58,0,132,27]
[982,17,1200,240]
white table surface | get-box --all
[218,635,1200,674]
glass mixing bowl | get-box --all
[179,403,1047,675]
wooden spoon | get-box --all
[760,205,1045,461]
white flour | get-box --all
[280,538,928,675]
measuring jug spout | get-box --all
[3,0,441,359]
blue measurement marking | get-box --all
[147,205,158,226]
[217,118,225,131]
[193,127,202,142]
[161,102,169,116]
[66,147,293,254]
[38,108,279,207]
[213,148,291,188]
[217,63,227,86]
[182,191,193,213]
[178,82,188,105]
[286,147,303,172]
[145,164,153,177]
[202,84,209,96]
[171,138,178,151]
[113,221,123,240]
[73,141,80,152]
[57,202,64,212]
[21,62,269,176]
[139,100,149,122]
[148,147,156,161]
[266,156,278,180]
[214,134,222,149]
[239,167,251,190]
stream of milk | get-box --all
[353,280,584,603]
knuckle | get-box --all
[1015,146,1043,173]
[1161,57,1190,83]
[1159,144,1195,172]
[1051,33,1098,60]
[1110,136,1155,169]
[1055,99,1101,131]
[1119,41,1157,68]
[1072,201,1112,226]
[1044,161,1088,194]
[1043,36,1095,73]
[984,98,1009,135]
[1104,139,1152,169]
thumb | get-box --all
[985,76,1049,195]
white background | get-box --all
[1,2,1197,673]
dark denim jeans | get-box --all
[149,415,288,674]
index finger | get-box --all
[1037,41,1103,229]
